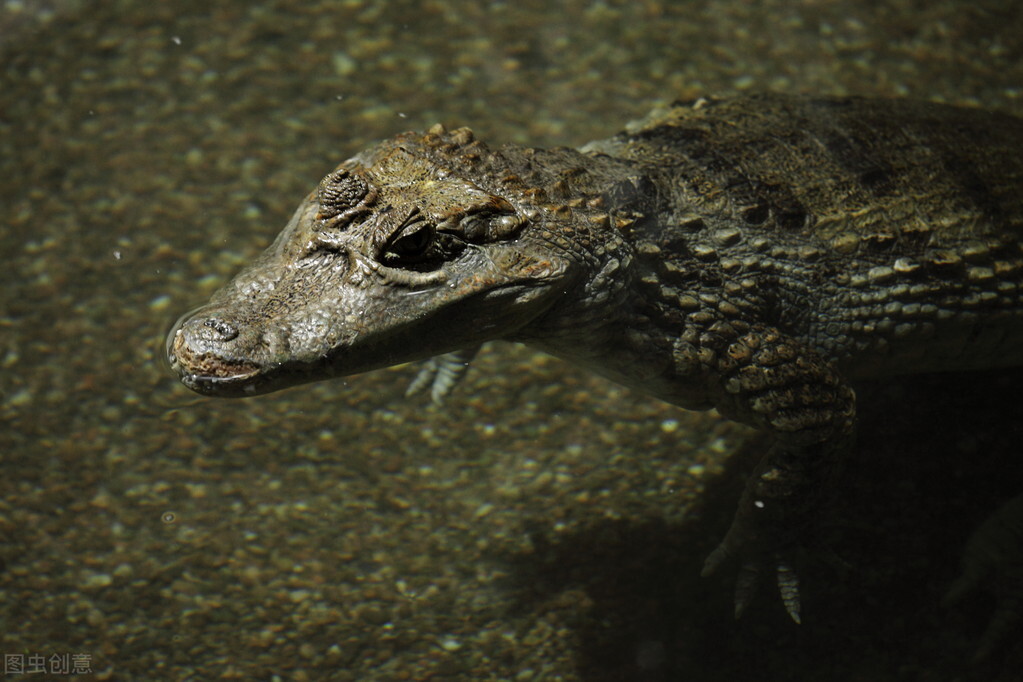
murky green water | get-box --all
[2,1,1021,679]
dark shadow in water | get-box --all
[501,369,1023,682]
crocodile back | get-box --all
[590,94,1023,246]
[585,95,1023,377]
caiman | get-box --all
[166,94,1023,633]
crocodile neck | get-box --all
[504,166,723,411]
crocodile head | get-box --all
[167,127,586,397]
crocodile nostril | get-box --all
[203,317,239,342]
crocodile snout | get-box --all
[167,311,262,391]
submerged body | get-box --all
[168,94,1023,622]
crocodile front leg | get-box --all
[695,325,856,622]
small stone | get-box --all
[439,636,462,651]
[82,572,113,589]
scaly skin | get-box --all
[167,94,1023,625]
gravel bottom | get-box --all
[2,0,1023,680]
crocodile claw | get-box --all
[701,500,803,623]
[732,561,761,619]
[942,494,1023,660]
[701,461,806,624]
[776,559,802,623]
[706,549,802,624]
[405,347,480,405]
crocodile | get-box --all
[166,93,1023,628]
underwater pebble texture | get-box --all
[2,0,1023,680]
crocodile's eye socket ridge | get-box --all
[317,169,371,220]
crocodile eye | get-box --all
[387,220,434,261]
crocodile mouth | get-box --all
[167,325,262,392]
